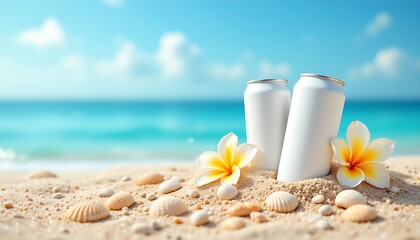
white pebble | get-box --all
[318,205,332,216]
[98,188,114,198]
[52,193,64,199]
[146,193,157,201]
[140,192,146,198]
[190,210,209,226]
[121,176,131,182]
[390,186,400,193]
[52,186,62,193]
[131,222,153,234]
[187,189,199,198]
[315,218,331,230]
[311,195,325,204]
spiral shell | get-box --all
[65,201,110,223]
[105,192,135,210]
[190,210,209,226]
[341,204,377,222]
[335,190,367,209]
[26,170,57,179]
[134,172,164,186]
[265,191,299,213]
[158,180,182,194]
[149,196,188,217]
[217,185,238,200]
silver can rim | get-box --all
[247,79,288,84]
[300,73,345,86]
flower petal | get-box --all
[356,163,390,188]
[220,165,241,185]
[196,151,227,171]
[331,138,350,167]
[346,121,370,164]
[195,169,228,187]
[336,166,365,187]
[218,132,238,169]
[354,138,395,165]
[231,143,257,169]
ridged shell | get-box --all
[158,180,182,194]
[190,210,209,226]
[105,192,135,210]
[265,191,299,213]
[134,172,164,186]
[221,217,246,230]
[228,202,260,216]
[335,190,367,209]
[26,170,57,179]
[217,185,238,200]
[149,196,188,217]
[65,201,110,223]
[341,204,377,222]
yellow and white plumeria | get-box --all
[331,120,395,188]
[195,132,257,187]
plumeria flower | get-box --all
[195,132,257,187]
[331,120,395,188]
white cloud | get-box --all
[17,17,65,49]
[62,54,87,78]
[259,60,291,77]
[365,12,391,37]
[349,47,420,79]
[103,0,123,7]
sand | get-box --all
[0,156,419,240]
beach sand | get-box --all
[0,156,419,240]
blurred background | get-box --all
[0,0,419,170]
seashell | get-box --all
[149,196,188,217]
[158,180,182,194]
[26,170,57,179]
[318,205,332,216]
[228,202,260,216]
[390,186,400,193]
[187,189,199,198]
[146,193,157,201]
[221,217,246,230]
[217,185,238,200]
[131,222,153,234]
[341,204,377,222]
[52,186,62,193]
[105,192,135,210]
[335,190,367,209]
[311,195,325,204]
[65,201,110,223]
[98,188,115,198]
[134,172,164,186]
[190,210,209,226]
[315,218,331,230]
[265,191,299,213]
[52,193,64,199]
[140,192,147,198]
[250,212,268,223]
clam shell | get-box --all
[135,172,164,186]
[190,210,209,226]
[158,180,182,194]
[265,191,299,213]
[65,201,110,223]
[228,202,260,216]
[335,190,367,209]
[221,217,246,230]
[105,192,135,210]
[98,188,115,198]
[341,204,377,222]
[26,170,57,179]
[149,196,188,217]
[217,185,238,200]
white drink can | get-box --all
[278,73,345,182]
[244,79,291,171]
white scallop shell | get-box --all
[98,188,115,198]
[105,192,135,210]
[335,190,367,209]
[265,191,299,213]
[149,196,188,217]
[190,210,209,226]
[65,201,110,223]
[135,172,164,186]
[26,170,57,179]
[217,185,238,200]
[221,217,246,230]
[158,180,182,194]
[341,204,377,222]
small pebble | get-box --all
[4,202,13,209]
[98,188,114,198]
[122,210,130,216]
[390,186,400,193]
[52,186,62,193]
[311,195,325,204]
[318,205,332,216]
[52,193,64,199]
[131,222,153,234]
[187,189,199,198]
[250,212,268,223]
[150,220,162,230]
[195,204,202,210]
[146,193,157,201]
[121,176,131,182]
[190,210,209,226]
[140,193,147,198]
[174,218,183,224]
[315,218,331,230]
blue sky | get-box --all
[0,0,419,100]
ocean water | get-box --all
[0,100,419,170]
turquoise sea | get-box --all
[0,100,419,170]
